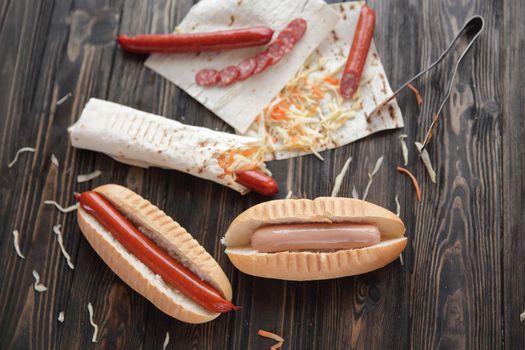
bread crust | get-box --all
[223,197,406,280]
[76,184,232,323]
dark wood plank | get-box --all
[0,0,512,349]
[502,1,525,349]
[404,1,502,348]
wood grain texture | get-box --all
[0,0,517,349]
[502,1,525,349]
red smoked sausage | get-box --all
[195,18,308,87]
[235,170,279,196]
[340,4,376,99]
[77,191,239,313]
[117,27,274,54]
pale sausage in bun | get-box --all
[76,184,237,324]
[223,197,406,280]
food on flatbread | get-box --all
[117,26,274,54]
[196,19,307,87]
[223,197,407,280]
[76,185,238,323]
[242,2,403,160]
[68,98,277,195]
[145,0,339,132]
[340,4,376,99]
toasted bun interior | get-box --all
[223,197,407,281]
[78,208,218,323]
[224,197,405,247]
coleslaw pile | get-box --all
[246,56,364,159]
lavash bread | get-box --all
[77,184,232,323]
[223,197,407,281]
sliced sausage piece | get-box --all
[237,57,257,80]
[277,28,297,53]
[195,68,221,86]
[252,52,272,75]
[217,66,241,86]
[287,18,308,41]
[266,39,286,64]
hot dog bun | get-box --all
[223,197,406,280]
[77,184,232,323]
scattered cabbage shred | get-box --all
[88,302,98,343]
[56,92,72,106]
[352,186,359,199]
[395,194,401,217]
[415,142,437,183]
[12,229,25,259]
[8,147,35,168]
[77,170,102,183]
[32,270,48,292]
[331,156,352,197]
[53,224,75,269]
[362,156,384,201]
[520,311,525,322]
[44,200,78,213]
[285,190,293,199]
[58,311,65,323]
[51,154,59,168]
[163,332,170,350]
[399,134,408,166]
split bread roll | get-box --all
[77,184,232,323]
[223,197,407,281]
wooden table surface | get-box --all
[1,0,523,349]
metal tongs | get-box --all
[366,16,485,149]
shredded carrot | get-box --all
[407,83,423,105]
[217,154,227,171]
[423,113,439,144]
[258,330,284,342]
[311,85,324,99]
[324,76,339,85]
[241,148,256,157]
[270,342,284,350]
[270,100,291,121]
[396,166,421,202]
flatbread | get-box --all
[68,98,265,194]
[242,2,404,160]
[145,0,340,133]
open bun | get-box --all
[223,197,407,280]
[77,184,232,323]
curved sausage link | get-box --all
[340,4,376,99]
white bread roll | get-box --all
[77,184,232,323]
[223,197,407,280]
